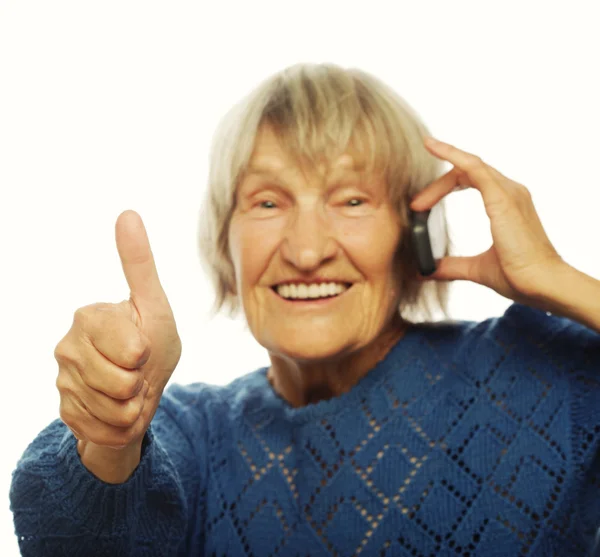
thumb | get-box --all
[115,210,168,306]
[422,255,475,283]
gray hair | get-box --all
[198,62,454,323]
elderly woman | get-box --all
[10,63,600,556]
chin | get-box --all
[265,331,355,363]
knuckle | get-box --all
[128,397,144,419]
[54,339,86,373]
[114,374,143,399]
[73,304,113,340]
[466,155,484,169]
[113,383,133,400]
[55,373,69,393]
[123,341,148,367]
[518,184,532,199]
[53,341,65,363]
[54,339,73,364]
[59,401,77,428]
[118,402,143,427]
[73,305,95,328]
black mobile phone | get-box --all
[409,209,437,276]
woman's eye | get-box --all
[346,198,364,207]
[258,200,277,209]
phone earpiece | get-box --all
[409,209,437,276]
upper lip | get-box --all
[272,278,353,287]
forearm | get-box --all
[532,263,600,334]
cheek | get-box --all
[229,218,283,285]
[331,216,400,275]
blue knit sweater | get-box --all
[10,303,600,556]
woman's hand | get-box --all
[54,210,181,482]
[410,137,565,304]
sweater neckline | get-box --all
[253,324,423,425]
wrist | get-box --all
[77,437,144,484]
[529,262,600,333]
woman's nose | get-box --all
[280,208,338,271]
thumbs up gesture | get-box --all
[54,211,181,480]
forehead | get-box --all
[247,125,369,179]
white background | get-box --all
[1,1,599,553]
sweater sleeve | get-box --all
[9,384,208,556]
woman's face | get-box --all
[228,125,404,362]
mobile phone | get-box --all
[409,205,446,276]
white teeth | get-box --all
[275,282,349,300]
[298,284,308,298]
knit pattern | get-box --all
[10,303,600,556]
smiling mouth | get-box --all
[271,282,353,301]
